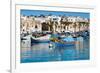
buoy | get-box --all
[49,43,53,48]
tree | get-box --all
[73,22,77,33]
[78,22,83,32]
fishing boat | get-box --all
[31,34,51,43]
[50,35,75,47]
[51,41,75,48]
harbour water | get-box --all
[21,37,89,63]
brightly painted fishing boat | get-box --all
[51,41,75,48]
[50,36,75,47]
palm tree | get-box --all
[65,22,72,31]
[52,21,58,33]
[73,22,77,33]
[78,22,84,32]
[85,22,89,30]
[48,18,53,32]
[80,22,85,31]
[60,17,68,32]
[81,22,89,31]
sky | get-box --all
[21,9,90,19]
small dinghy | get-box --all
[31,34,51,43]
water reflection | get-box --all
[21,38,89,63]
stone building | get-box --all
[21,15,89,34]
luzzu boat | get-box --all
[31,34,51,43]
[51,41,75,47]
[50,36,75,47]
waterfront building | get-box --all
[21,15,89,34]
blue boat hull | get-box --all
[51,42,75,47]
